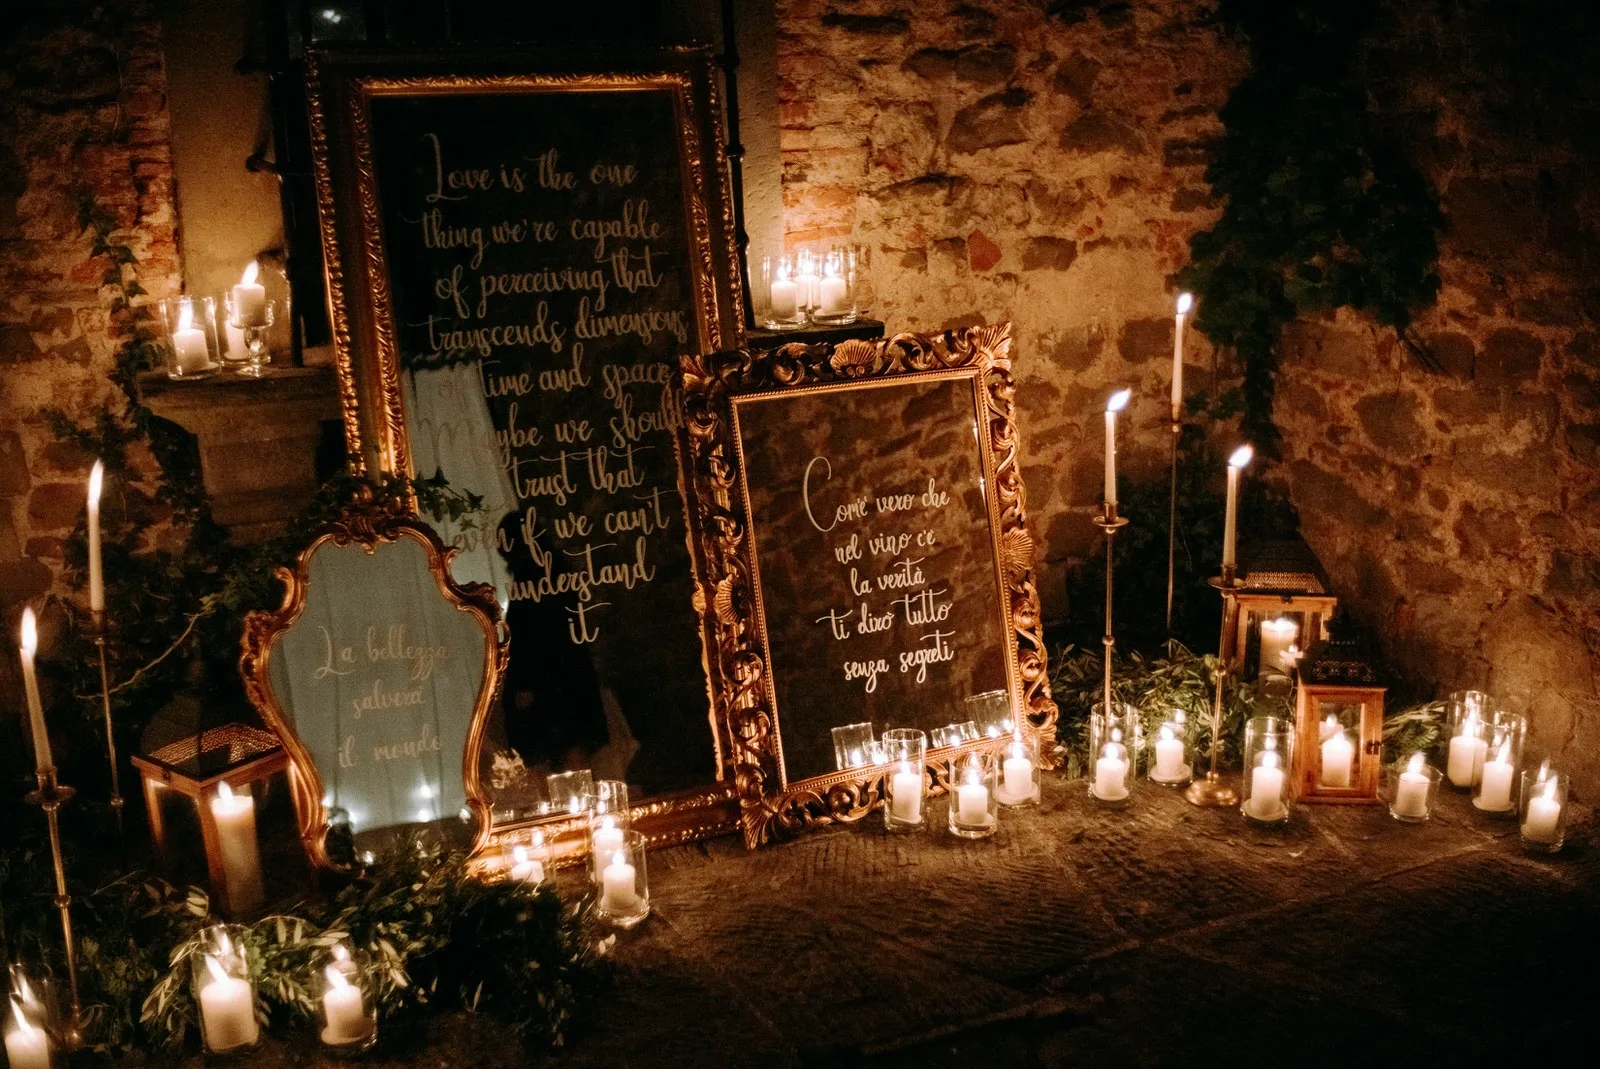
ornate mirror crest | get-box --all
[240,492,508,869]
[680,324,1059,848]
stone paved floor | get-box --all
[225,778,1597,1067]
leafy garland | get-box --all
[1177,0,1445,453]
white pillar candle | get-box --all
[211,781,265,911]
[18,608,52,775]
[1094,746,1129,801]
[955,762,990,824]
[1104,388,1131,507]
[600,851,637,913]
[1320,724,1354,788]
[87,460,104,613]
[1476,744,1515,811]
[890,762,923,822]
[1171,292,1192,420]
[1258,618,1298,677]
[509,844,544,885]
[200,955,259,1052]
[1245,752,1286,821]
[1153,725,1187,782]
[232,261,268,326]
[1392,752,1431,818]
[1521,778,1562,843]
[171,301,210,373]
[1223,445,1252,571]
[1001,736,1033,801]
[5,1003,50,1069]
[592,816,624,857]
[1446,713,1486,787]
[320,965,371,1046]
[818,270,848,315]
[770,275,798,319]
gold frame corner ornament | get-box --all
[240,492,508,870]
[680,324,1059,849]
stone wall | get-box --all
[0,0,180,618]
[775,1,1600,788]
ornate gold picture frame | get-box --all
[240,492,508,870]
[680,324,1059,848]
[306,48,745,853]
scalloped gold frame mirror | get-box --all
[680,324,1060,848]
[240,494,508,869]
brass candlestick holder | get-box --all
[89,609,125,835]
[1186,569,1242,807]
[1164,415,1182,636]
[1095,504,1130,715]
[26,768,85,1049]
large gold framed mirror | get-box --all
[306,48,745,851]
[680,324,1059,848]
[240,493,507,869]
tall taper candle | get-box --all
[19,608,52,774]
[1223,445,1253,572]
[1171,292,1192,421]
[1104,388,1131,507]
[87,460,104,612]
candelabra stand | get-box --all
[1186,570,1242,807]
[1094,504,1130,715]
[1165,415,1182,636]
[26,768,85,1050]
[89,609,125,835]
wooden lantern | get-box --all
[131,718,291,914]
[1233,540,1338,686]
[1291,636,1386,804]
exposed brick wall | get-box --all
[776,1,1600,788]
[0,1,180,616]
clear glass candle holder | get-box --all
[1148,710,1194,787]
[546,769,594,817]
[588,780,630,859]
[317,945,377,1054]
[760,253,805,327]
[882,728,928,832]
[5,964,57,1069]
[159,296,220,379]
[832,722,878,770]
[1089,703,1138,805]
[1472,716,1526,814]
[810,244,860,325]
[965,690,1015,737]
[932,721,980,749]
[994,728,1041,807]
[947,750,999,838]
[1444,704,1492,790]
[1241,716,1294,825]
[1518,768,1568,854]
[592,828,650,928]
[190,925,260,1056]
[223,294,277,377]
[1386,753,1441,823]
[505,830,549,886]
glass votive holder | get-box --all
[760,253,804,327]
[546,769,594,817]
[882,728,928,832]
[1444,703,1491,790]
[223,292,278,378]
[1240,716,1293,825]
[947,750,999,838]
[1386,752,1441,823]
[159,296,220,379]
[1089,703,1138,806]
[1148,711,1193,787]
[965,690,1014,737]
[832,722,878,770]
[993,728,1041,807]
[587,779,630,822]
[592,828,650,928]
[931,721,980,749]
[811,245,859,325]
[317,945,377,1054]
[1472,718,1525,814]
[190,925,260,1056]
[5,965,57,1069]
[506,830,548,886]
[1518,768,1568,854]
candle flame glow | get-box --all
[1406,752,1426,774]
[20,606,36,656]
[1176,292,1193,316]
[512,845,529,864]
[217,780,236,804]
[333,945,349,964]
[204,953,229,986]
[1228,444,1254,469]
[240,261,259,286]
[177,300,193,333]
[965,757,983,785]
[599,815,615,832]
[1106,388,1132,413]
[10,998,35,1039]
[1542,777,1559,802]
[325,964,350,991]
[1537,758,1551,782]
[1460,709,1480,734]
[610,850,626,869]
[533,829,545,846]
[89,459,103,507]
[1160,725,1175,742]
[1495,739,1512,764]
[567,795,585,815]
[1261,751,1280,770]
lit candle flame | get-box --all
[1106,388,1132,413]
[10,999,35,1040]
[533,829,545,847]
[1406,752,1426,775]
[567,795,584,815]
[599,815,615,832]
[512,845,529,865]
[1229,444,1254,469]
[1176,292,1193,316]
[332,945,349,964]
[610,850,627,869]
[1542,777,1559,803]
[1537,758,1551,782]
[325,964,350,991]
[204,953,229,986]
[217,780,236,804]
[89,459,103,508]
[1160,725,1175,742]
[177,299,194,333]
[240,261,259,286]
[1261,751,1280,770]
[1460,709,1480,735]
[1494,739,1511,764]
[20,607,36,656]
[965,757,983,786]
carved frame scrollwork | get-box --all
[680,324,1059,848]
[240,490,509,871]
